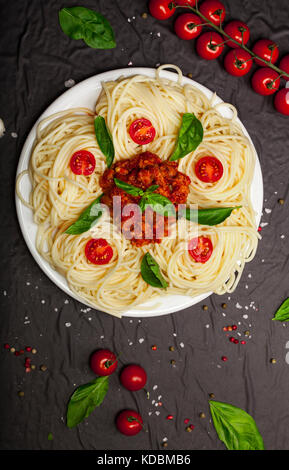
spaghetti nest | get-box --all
[20,65,260,317]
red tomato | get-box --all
[175,0,196,5]
[70,150,96,176]
[188,236,213,263]
[252,39,279,67]
[274,88,289,116]
[174,13,202,40]
[251,68,280,96]
[196,32,224,60]
[199,0,226,26]
[223,20,250,48]
[279,55,289,82]
[129,118,156,145]
[116,410,143,436]
[90,349,118,376]
[195,156,223,182]
[149,0,176,20]
[224,48,253,76]
[120,365,147,391]
[85,238,113,265]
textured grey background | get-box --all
[0,0,289,450]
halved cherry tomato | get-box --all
[196,32,224,60]
[189,236,213,263]
[149,0,176,20]
[120,365,147,391]
[251,68,280,96]
[129,118,156,145]
[224,48,253,77]
[70,150,96,176]
[195,156,223,182]
[274,88,289,116]
[279,55,289,82]
[223,20,250,48]
[85,238,113,265]
[174,13,203,40]
[116,410,143,436]
[252,39,279,67]
[199,0,226,26]
[90,349,118,376]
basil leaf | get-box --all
[209,400,265,450]
[114,178,144,196]
[140,193,176,217]
[59,7,116,49]
[65,195,104,235]
[94,116,115,167]
[145,184,159,193]
[182,206,241,226]
[169,113,203,161]
[141,253,168,289]
[272,298,289,322]
[67,376,109,428]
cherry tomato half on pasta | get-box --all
[274,88,289,116]
[148,0,176,20]
[189,236,213,263]
[224,48,253,76]
[85,238,113,265]
[252,39,279,67]
[70,150,96,176]
[199,0,226,26]
[251,68,280,96]
[223,20,250,48]
[129,118,156,145]
[196,32,224,60]
[116,410,143,436]
[90,349,118,376]
[195,156,224,182]
[174,13,203,40]
[120,365,147,391]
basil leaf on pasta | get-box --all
[209,401,265,450]
[67,376,109,428]
[169,113,203,161]
[272,298,289,322]
[140,193,176,217]
[182,206,241,226]
[65,195,104,235]
[141,253,168,289]
[114,178,144,196]
[94,116,115,167]
[59,7,116,49]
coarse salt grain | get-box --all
[0,119,5,138]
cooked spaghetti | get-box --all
[16,65,260,317]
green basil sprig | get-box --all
[141,253,168,289]
[59,7,116,49]
[209,400,265,450]
[272,298,289,322]
[169,113,203,161]
[67,376,109,428]
[114,179,175,217]
[94,116,115,167]
[65,194,104,235]
[181,206,241,226]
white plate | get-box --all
[15,67,263,317]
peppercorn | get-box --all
[162,441,168,448]
[170,359,176,365]
[187,73,193,78]
[209,393,215,399]
[222,303,227,309]
[222,356,228,361]
[270,358,277,364]
[278,198,285,205]
[169,346,174,352]
[244,330,250,336]
[199,412,206,419]
[202,305,208,311]
[31,364,36,370]
[141,12,148,19]
[18,391,24,397]
[151,345,157,350]
[40,364,47,372]
[186,426,192,432]
[10,347,15,353]
[31,348,37,354]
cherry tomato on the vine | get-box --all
[174,13,203,40]
[149,0,176,20]
[223,20,250,48]
[252,39,279,67]
[274,88,289,116]
[224,48,253,77]
[199,0,226,26]
[116,410,143,436]
[90,349,118,376]
[188,236,213,264]
[70,150,96,176]
[251,67,280,96]
[279,55,289,82]
[129,118,156,145]
[175,0,197,6]
[196,32,224,60]
[120,365,147,391]
[85,238,113,265]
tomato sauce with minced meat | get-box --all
[100,152,191,246]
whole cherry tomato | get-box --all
[196,32,224,60]
[120,365,147,391]
[223,20,250,48]
[224,48,253,77]
[274,88,289,116]
[174,13,202,40]
[90,349,118,376]
[149,0,176,20]
[279,55,289,82]
[175,0,196,5]
[252,39,279,67]
[251,68,280,96]
[199,0,226,26]
[116,410,143,436]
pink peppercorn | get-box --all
[221,356,228,361]
[184,418,190,424]
[241,340,246,345]
[233,339,239,344]
[232,325,237,330]
[229,337,235,342]
[4,344,10,349]
[190,424,195,430]
[167,415,173,420]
